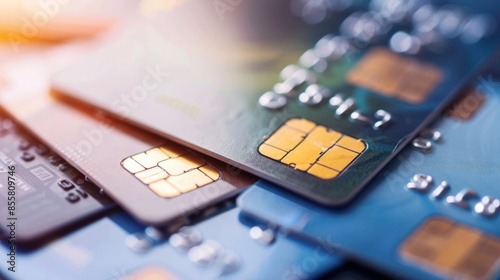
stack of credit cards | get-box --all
[0,47,257,226]
[1,0,500,279]
[53,0,500,206]
[238,74,500,279]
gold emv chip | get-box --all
[347,48,442,104]
[121,144,220,198]
[400,217,500,279]
[258,118,366,180]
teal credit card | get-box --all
[53,0,500,205]
[238,72,500,279]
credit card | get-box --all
[52,0,500,205]
[0,110,113,244]
[0,45,257,226]
[0,206,343,279]
[238,74,500,279]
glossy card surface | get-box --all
[53,0,500,205]
[238,75,500,279]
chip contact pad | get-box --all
[122,144,220,198]
[258,118,366,180]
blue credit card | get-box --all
[0,206,343,279]
[238,73,500,280]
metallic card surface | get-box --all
[52,0,500,205]
[238,75,500,279]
